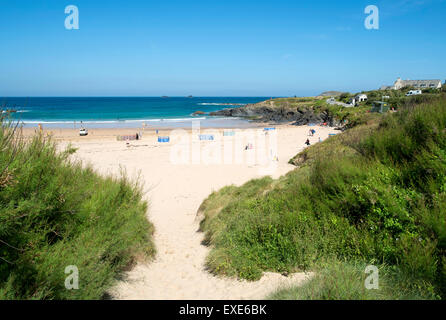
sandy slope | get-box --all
[57,124,336,299]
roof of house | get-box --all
[398,79,442,86]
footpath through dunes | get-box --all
[63,125,337,299]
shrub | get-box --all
[0,120,154,299]
[199,95,446,299]
[268,260,440,300]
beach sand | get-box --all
[42,123,337,300]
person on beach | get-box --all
[305,138,310,146]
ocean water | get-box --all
[1,97,269,128]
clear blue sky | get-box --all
[0,0,445,96]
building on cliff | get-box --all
[349,94,368,106]
[380,77,442,90]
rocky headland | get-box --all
[209,98,343,127]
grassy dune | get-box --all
[0,121,154,299]
[199,94,446,299]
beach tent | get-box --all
[199,134,214,141]
[223,131,235,136]
[117,134,138,141]
[263,127,276,131]
[158,136,170,143]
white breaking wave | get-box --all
[2,110,29,113]
[21,117,208,124]
[197,103,247,106]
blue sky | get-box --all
[0,0,445,96]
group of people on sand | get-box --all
[305,128,324,146]
[305,128,317,146]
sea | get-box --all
[0,97,270,128]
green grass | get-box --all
[268,260,440,300]
[255,89,443,130]
[198,94,446,299]
[0,120,155,299]
[256,96,381,127]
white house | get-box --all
[356,94,368,102]
[350,94,368,106]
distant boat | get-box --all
[161,96,169,98]
[187,95,193,98]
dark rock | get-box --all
[209,100,344,127]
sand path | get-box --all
[64,125,335,299]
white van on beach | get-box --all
[406,90,422,96]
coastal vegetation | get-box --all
[0,119,154,299]
[210,88,444,129]
[199,93,446,299]
[210,95,369,125]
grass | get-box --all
[249,95,384,127]
[249,89,445,130]
[0,119,155,299]
[198,93,446,299]
[268,260,439,300]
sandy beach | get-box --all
[44,123,337,299]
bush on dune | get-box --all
[0,120,154,299]
[199,94,446,299]
[268,260,439,300]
